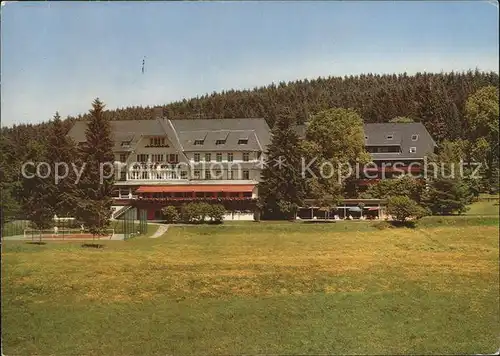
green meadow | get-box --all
[2,218,499,355]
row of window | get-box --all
[193,152,249,162]
[366,146,417,154]
[129,171,188,180]
[120,153,250,163]
[133,154,179,163]
[365,134,419,141]
[194,139,249,146]
[141,192,253,198]
[125,169,251,180]
[147,137,169,147]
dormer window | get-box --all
[409,147,417,153]
[121,141,131,147]
[411,134,419,141]
[386,134,394,140]
[238,139,248,145]
[216,139,226,145]
[194,139,204,145]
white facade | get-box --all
[114,134,263,185]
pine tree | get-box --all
[20,141,54,239]
[0,133,21,227]
[46,112,78,217]
[422,178,471,215]
[76,99,115,237]
[258,108,307,220]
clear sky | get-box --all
[1,1,498,127]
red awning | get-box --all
[367,207,380,211]
[136,184,255,193]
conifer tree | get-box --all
[0,134,21,227]
[76,99,115,237]
[258,108,307,220]
[20,141,54,237]
[46,112,78,217]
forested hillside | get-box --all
[3,70,499,142]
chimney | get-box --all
[153,106,165,119]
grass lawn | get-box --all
[466,200,499,216]
[2,220,499,354]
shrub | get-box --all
[161,206,180,223]
[180,203,225,224]
[387,196,428,223]
[180,204,196,223]
[372,220,393,230]
[208,204,226,224]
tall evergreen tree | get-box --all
[0,133,21,228]
[258,108,307,220]
[20,141,54,235]
[76,99,115,237]
[46,112,78,217]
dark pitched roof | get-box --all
[364,123,436,160]
[67,117,271,153]
[67,119,167,151]
[169,118,270,151]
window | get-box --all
[151,154,164,162]
[227,153,234,162]
[238,139,248,145]
[141,171,149,180]
[149,137,167,147]
[242,170,250,180]
[119,154,127,163]
[119,171,127,181]
[409,147,417,153]
[216,153,222,162]
[243,152,250,162]
[193,170,201,179]
[137,154,149,162]
[216,139,226,145]
[214,170,222,179]
[205,153,211,162]
[180,171,188,179]
[194,153,200,162]
[386,134,394,140]
[205,170,211,180]
[194,139,204,145]
[168,154,179,163]
[228,170,235,180]
[411,134,419,141]
[121,141,131,147]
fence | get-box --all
[121,208,148,240]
